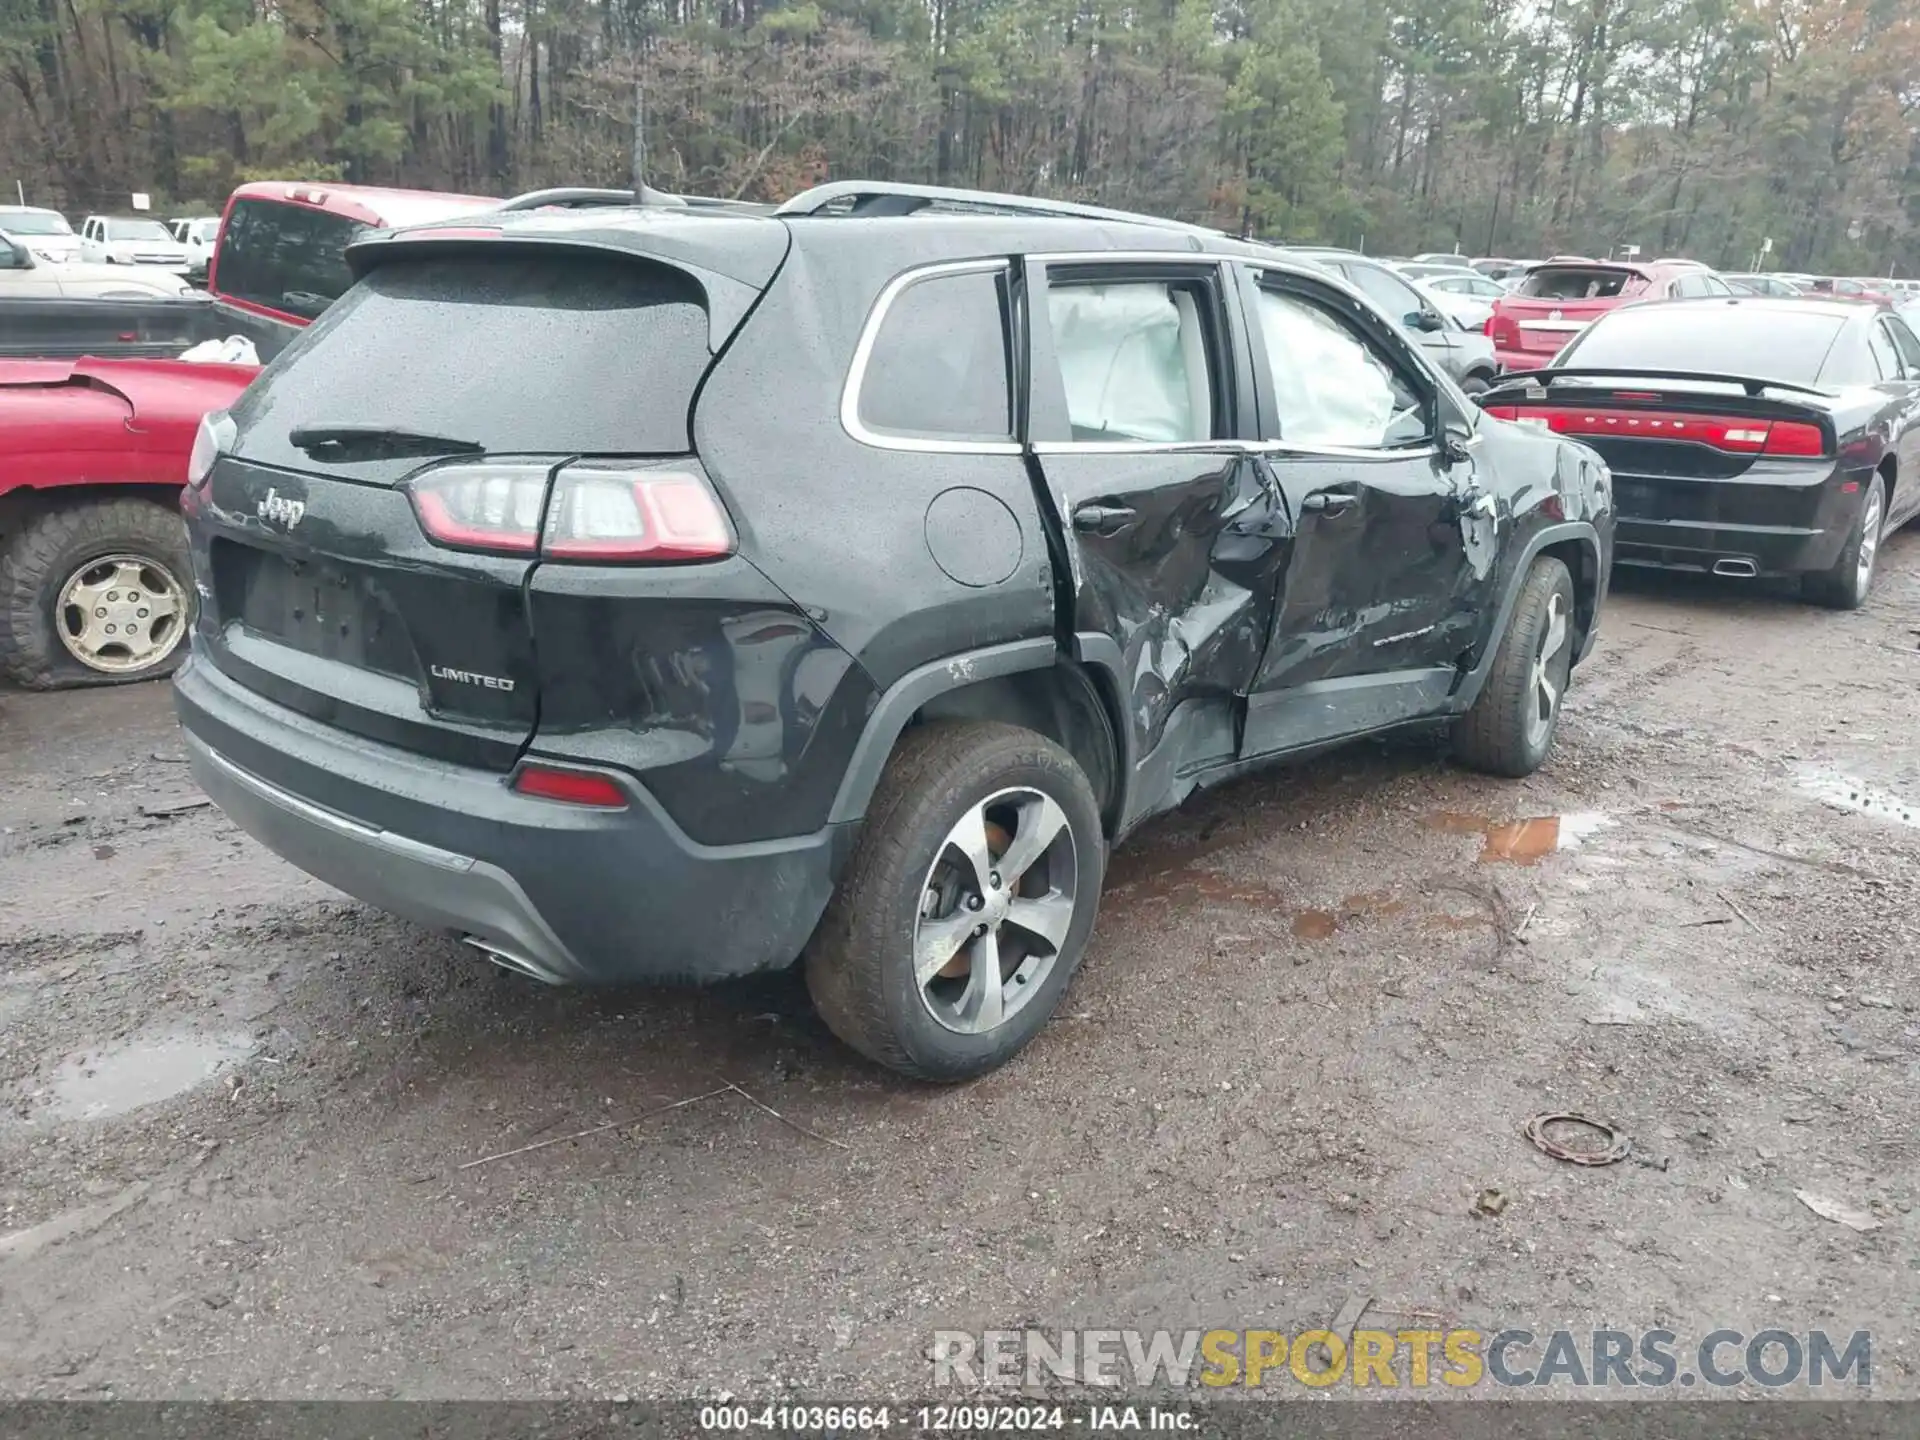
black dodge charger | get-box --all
[1482,296,1920,607]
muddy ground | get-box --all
[2,541,1918,1402]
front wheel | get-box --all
[1451,556,1575,778]
[0,497,193,689]
[804,721,1105,1081]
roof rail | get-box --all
[772,180,1214,236]
[496,187,776,215]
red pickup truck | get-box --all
[0,182,498,688]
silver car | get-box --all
[1288,248,1503,393]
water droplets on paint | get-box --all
[1797,771,1920,829]
[1427,810,1613,864]
[38,1032,255,1121]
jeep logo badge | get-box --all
[257,488,306,530]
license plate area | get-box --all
[211,540,417,681]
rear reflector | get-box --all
[512,765,629,808]
[1482,405,1828,457]
[406,460,735,562]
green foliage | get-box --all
[1,0,1914,274]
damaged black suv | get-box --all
[174,182,1613,1080]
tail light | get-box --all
[511,764,629,808]
[187,410,235,488]
[1483,315,1497,336]
[406,460,735,562]
[1481,405,1829,457]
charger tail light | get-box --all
[512,764,629,808]
[406,461,734,562]
[1481,405,1830,457]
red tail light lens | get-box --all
[1482,405,1829,457]
[407,461,735,562]
[512,765,629,808]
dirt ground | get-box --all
[2,538,1918,1402]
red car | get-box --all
[1486,259,1738,372]
[0,182,502,689]
[0,358,259,687]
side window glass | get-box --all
[1347,265,1425,327]
[1867,322,1903,379]
[1255,285,1429,450]
[856,268,1011,443]
[1045,277,1218,443]
[1885,317,1920,374]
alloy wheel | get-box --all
[913,787,1079,1036]
[56,553,187,675]
[1525,590,1570,750]
[1856,485,1883,600]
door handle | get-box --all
[1300,490,1359,517]
[1072,502,1137,536]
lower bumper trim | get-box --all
[185,731,588,982]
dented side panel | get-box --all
[1029,451,1288,760]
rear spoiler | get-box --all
[1486,367,1835,400]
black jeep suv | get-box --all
[174,181,1614,1080]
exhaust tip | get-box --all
[1712,558,1758,578]
[462,935,566,986]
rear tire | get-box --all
[1802,475,1884,610]
[804,721,1104,1082]
[1461,372,1494,397]
[0,497,192,689]
[1451,556,1575,778]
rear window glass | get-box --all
[232,254,710,464]
[1515,267,1646,301]
[857,268,1012,442]
[214,199,365,320]
[1559,307,1846,386]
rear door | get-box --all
[1023,256,1286,789]
[1238,265,1487,753]
[199,245,742,770]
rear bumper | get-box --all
[1494,346,1562,372]
[1611,469,1862,576]
[1613,519,1844,575]
[175,654,846,985]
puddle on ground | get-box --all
[1427,810,1612,864]
[38,1032,255,1121]
[1797,772,1920,829]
